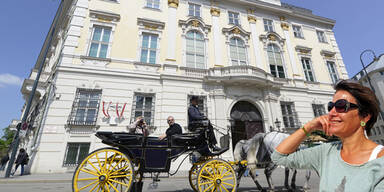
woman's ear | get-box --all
[362,114,372,125]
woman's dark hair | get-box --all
[334,80,379,135]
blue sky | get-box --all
[0,0,383,135]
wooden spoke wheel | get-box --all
[72,148,134,192]
[189,164,201,192]
[197,159,237,192]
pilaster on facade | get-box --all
[211,7,222,66]
[166,0,179,64]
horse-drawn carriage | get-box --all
[72,121,239,192]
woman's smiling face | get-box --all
[328,90,362,137]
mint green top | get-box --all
[271,141,384,192]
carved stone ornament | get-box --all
[179,18,212,35]
[210,7,220,16]
[247,15,257,23]
[222,25,251,42]
[89,9,120,22]
[321,50,336,58]
[168,0,179,8]
[279,16,286,21]
[295,45,312,55]
[259,32,285,48]
[281,23,289,30]
[137,18,165,31]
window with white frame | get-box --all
[228,12,240,25]
[146,0,160,9]
[131,93,155,126]
[63,143,90,167]
[187,95,208,118]
[188,3,201,17]
[267,44,285,78]
[293,25,304,38]
[229,37,247,65]
[281,102,298,129]
[263,19,274,32]
[317,30,327,43]
[326,61,338,84]
[312,104,325,117]
[67,89,102,126]
[301,57,315,82]
[140,33,158,64]
[186,30,205,69]
[88,26,112,58]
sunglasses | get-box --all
[327,99,359,113]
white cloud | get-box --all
[0,73,23,87]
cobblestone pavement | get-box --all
[0,168,319,192]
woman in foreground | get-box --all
[272,80,384,191]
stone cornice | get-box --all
[320,50,336,57]
[295,45,312,54]
[137,18,165,30]
[89,9,120,22]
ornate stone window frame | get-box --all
[259,31,285,49]
[136,18,165,64]
[179,18,211,68]
[222,26,251,66]
[83,10,120,66]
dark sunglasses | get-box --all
[328,99,359,113]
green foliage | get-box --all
[0,126,15,157]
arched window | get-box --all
[267,44,285,78]
[186,31,205,69]
[229,37,247,65]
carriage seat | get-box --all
[96,131,144,146]
[171,132,202,147]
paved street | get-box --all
[0,168,319,192]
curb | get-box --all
[0,179,72,184]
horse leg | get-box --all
[290,169,297,190]
[265,163,277,191]
[304,170,311,190]
[236,165,246,188]
[284,167,290,190]
[249,168,263,191]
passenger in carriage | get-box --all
[127,116,149,136]
[159,116,182,140]
[188,96,221,151]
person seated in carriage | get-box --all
[159,116,182,140]
[127,116,149,136]
[188,96,221,151]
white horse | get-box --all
[234,131,310,191]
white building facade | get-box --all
[352,54,384,145]
[18,0,349,173]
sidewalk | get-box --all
[0,171,73,183]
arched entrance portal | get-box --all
[230,101,264,150]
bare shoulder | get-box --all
[378,148,384,158]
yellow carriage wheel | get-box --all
[189,164,201,192]
[72,148,134,192]
[197,159,237,192]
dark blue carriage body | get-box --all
[95,131,204,173]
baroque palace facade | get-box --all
[17,0,348,173]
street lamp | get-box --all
[274,118,281,132]
[359,49,378,93]
[359,49,383,120]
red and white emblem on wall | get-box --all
[102,101,127,119]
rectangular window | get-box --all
[293,25,304,38]
[327,61,339,84]
[317,30,327,43]
[67,89,101,126]
[263,19,274,32]
[380,71,384,76]
[140,33,158,64]
[188,3,201,17]
[131,93,155,126]
[88,26,111,58]
[301,58,315,82]
[228,12,240,25]
[187,95,207,118]
[281,102,298,129]
[63,143,90,167]
[146,0,160,9]
[312,104,325,117]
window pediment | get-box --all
[295,45,312,55]
[260,32,285,48]
[320,50,336,58]
[179,18,211,34]
[222,26,251,41]
[137,18,165,30]
[89,9,120,22]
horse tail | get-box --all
[234,140,246,161]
